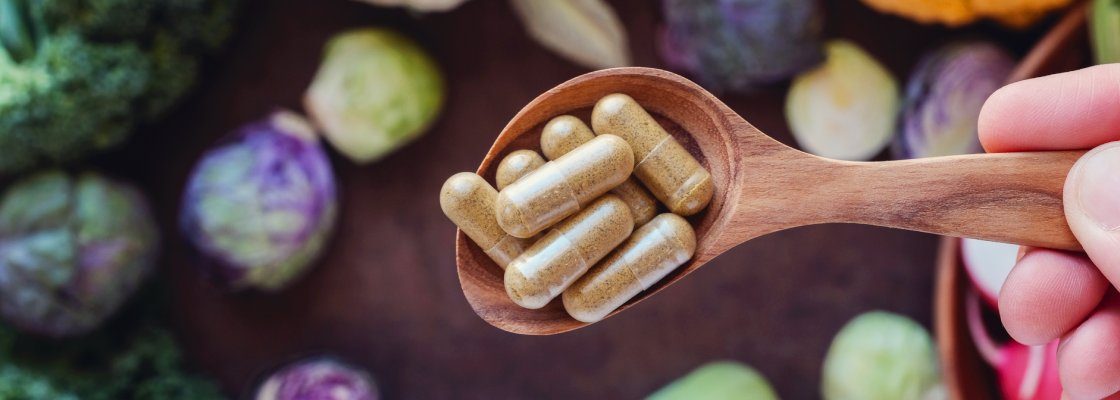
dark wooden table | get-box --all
[98,0,1052,398]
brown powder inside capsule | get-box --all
[496,135,634,238]
[542,115,658,226]
[562,213,696,322]
[591,93,713,216]
[504,195,633,309]
[439,173,532,268]
[495,149,546,191]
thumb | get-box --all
[1065,141,1120,288]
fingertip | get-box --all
[999,250,1109,345]
[1058,295,1120,400]
[979,64,1120,153]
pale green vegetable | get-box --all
[822,311,943,400]
[1091,0,1120,64]
[647,361,779,400]
[305,28,444,163]
[785,40,899,161]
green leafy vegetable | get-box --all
[304,28,445,164]
[1091,0,1120,64]
[647,361,779,400]
[0,0,237,176]
[0,286,223,399]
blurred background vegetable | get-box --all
[353,0,467,12]
[660,0,824,93]
[510,0,629,69]
[254,357,378,400]
[1090,0,1120,64]
[0,0,237,176]
[822,311,943,400]
[894,42,1014,159]
[0,170,158,337]
[180,111,338,291]
[304,28,444,164]
[647,361,779,400]
[0,290,222,399]
[860,0,1074,28]
[786,40,899,161]
[966,291,1061,400]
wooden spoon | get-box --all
[456,67,1082,335]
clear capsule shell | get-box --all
[505,195,634,309]
[439,172,532,269]
[562,213,696,323]
[591,93,714,216]
[540,115,658,227]
[495,134,634,238]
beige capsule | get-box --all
[439,172,532,269]
[495,134,634,238]
[562,213,696,323]
[591,93,714,216]
[505,195,634,309]
[495,149,546,190]
[541,115,658,227]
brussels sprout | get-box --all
[305,28,445,164]
[0,170,158,337]
[1091,0,1120,64]
[894,42,1014,159]
[647,361,779,400]
[255,358,378,400]
[660,0,824,93]
[822,311,943,400]
[180,111,338,291]
[786,40,900,161]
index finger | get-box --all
[978,64,1120,153]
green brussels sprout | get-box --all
[822,311,943,400]
[305,28,445,163]
[0,170,158,337]
[647,361,779,400]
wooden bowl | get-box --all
[934,4,1091,398]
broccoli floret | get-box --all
[0,0,237,175]
[0,285,224,399]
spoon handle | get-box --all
[828,151,1085,250]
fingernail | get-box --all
[1076,145,1120,231]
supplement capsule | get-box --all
[439,172,532,269]
[505,195,634,309]
[495,135,634,238]
[495,149,545,191]
[562,213,696,323]
[541,115,658,226]
[591,93,714,216]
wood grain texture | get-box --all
[93,0,1062,397]
[461,67,1083,335]
[936,5,1089,400]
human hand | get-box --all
[979,64,1120,400]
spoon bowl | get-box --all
[457,67,1082,335]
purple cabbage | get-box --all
[0,170,158,337]
[894,42,1016,159]
[180,111,338,291]
[660,0,824,93]
[255,358,378,400]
